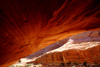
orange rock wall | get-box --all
[34,45,100,64]
[0,0,100,66]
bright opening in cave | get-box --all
[10,31,100,67]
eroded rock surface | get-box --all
[0,0,100,66]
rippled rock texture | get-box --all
[0,0,100,66]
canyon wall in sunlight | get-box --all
[0,0,100,66]
[29,31,100,64]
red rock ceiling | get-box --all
[0,0,100,66]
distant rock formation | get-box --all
[27,31,100,64]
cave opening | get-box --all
[9,30,100,67]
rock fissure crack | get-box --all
[15,51,23,54]
[19,43,30,49]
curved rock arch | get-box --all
[0,0,100,66]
